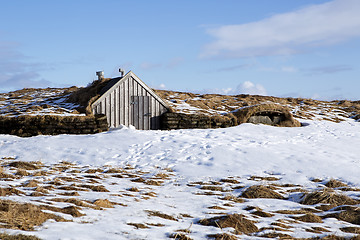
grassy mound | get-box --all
[233,104,301,127]
[67,78,113,114]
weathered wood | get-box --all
[105,97,110,127]
[132,96,139,129]
[114,87,118,127]
[124,79,129,126]
[111,91,115,127]
[120,81,125,126]
[150,97,156,130]
[139,96,144,130]
[129,78,133,126]
[144,96,150,130]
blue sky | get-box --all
[1,0,359,100]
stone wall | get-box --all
[0,114,108,137]
[161,112,237,130]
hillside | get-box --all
[1,87,360,123]
[154,89,360,123]
[0,87,360,240]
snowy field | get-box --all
[0,119,360,239]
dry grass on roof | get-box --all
[67,78,113,114]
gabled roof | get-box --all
[92,71,170,109]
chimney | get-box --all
[119,68,125,77]
[96,71,104,81]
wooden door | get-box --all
[131,96,150,130]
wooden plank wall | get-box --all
[92,76,168,130]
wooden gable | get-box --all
[92,71,169,130]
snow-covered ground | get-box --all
[1,120,359,185]
[1,119,360,239]
[0,88,82,117]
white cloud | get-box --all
[139,62,162,70]
[150,83,167,90]
[157,83,167,90]
[217,64,253,72]
[166,57,184,69]
[140,57,184,71]
[304,65,353,75]
[195,81,267,96]
[0,41,52,92]
[237,81,267,96]
[201,0,360,58]
[281,66,298,73]
[194,87,235,95]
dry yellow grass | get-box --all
[301,188,358,206]
[0,200,66,230]
[145,210,178,221]
[155,89,358,124]
[8,161,41,170]
[233,104,301,127]
[199,214,258,235]
[0,166,14,179]
[2,154,360,239]
[67,78,113,114]
[127,223,149,229]
[78,184,109,192]
[144,179,163,186]
[241,185,285,199]
[325,179,348,188]
[220,194,245,203]
[206,233,238,240]
[200,185,225,192]
[340,227,360,234]
[0,187,24,197]
[0,233,42,240]
[251,210,274,218]
[168,232,192,240]
[258,232,293,239]
[291,213,323,223]
[93,199,114,208]
[249,175,280,181]
[324,206,360,225]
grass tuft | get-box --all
[301,188,358,206]
[199,214,258,235]
[241,185,284,199]
[145,210,178,221]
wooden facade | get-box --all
[91,71,169,130]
